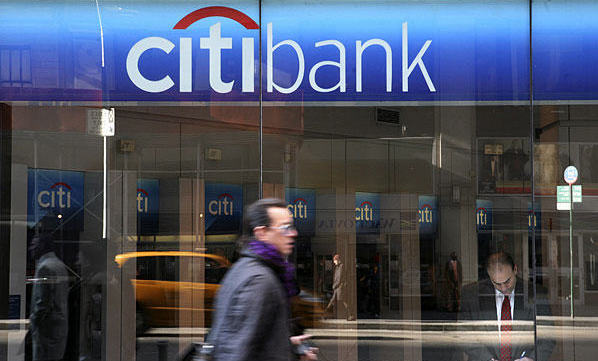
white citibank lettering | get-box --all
[126,22,435,94]
[37,186,72,209]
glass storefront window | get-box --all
[1,0,597,360]
[6,104,259,360]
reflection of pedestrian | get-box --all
[357,265,368,316]
[367,264,380,317]
[67,245,105,361]
[326,254,353,320]
[208,198,317,361]
[445,252,462,312]
[504,139,528,181]
[29,234,69,361]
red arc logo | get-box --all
[174,6,259,30]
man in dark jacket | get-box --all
[458,252,553,361]
[29,234,69,361]
[209,198,317,361]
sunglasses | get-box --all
[269,224,296,234]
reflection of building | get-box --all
[478,138,531,194]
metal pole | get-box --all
[258,0,263,198]
[570,183,574,318]
[103,135,107,239]
[388,234,391,311]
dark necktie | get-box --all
[500,295,512,361]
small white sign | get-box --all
[557,185,582,203]
[557,202,571,210]
[557,186,570,203]
[573,185,582,202]
[87,108,115,136]
[556,185,582,210]
[564,166,578,185]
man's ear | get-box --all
[253,226,267,241]
[513,264,518,274]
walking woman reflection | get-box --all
[29,233,69,361]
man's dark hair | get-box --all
[486,252,515,271]
[243,198,288,236]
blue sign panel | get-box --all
[355,192,380,234]
[475,200,493,233]
[533,0,598,101]
[528,202,540,233]
[0,2,533,102]
[27,169,84,231]
[418,195,438,239]
[7,2,598,102]
[285,188,315,236]
[205,183,243,235]
[137,179,159,235]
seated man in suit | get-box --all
[458,252,553,361]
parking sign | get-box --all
[564,166,578,184]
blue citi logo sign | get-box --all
[38,182,73,209]
[476,207,489,227]
[209,193,234,216]
[137,188,150,213]
[528,210,537,228]
[288,198,308,219]
[418,204,434,224]
[355,201,374,221]
[127,6,435,95]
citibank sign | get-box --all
[126,6,435,95]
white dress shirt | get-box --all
[495,288,515,321]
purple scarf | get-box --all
[248,240,299,299]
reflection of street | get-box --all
[4,317,598,360]
[129,317,598,360]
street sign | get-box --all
[87,108,115,136]
[558,185,582,203]
[564,166,579,184]
[557,185,582,210]
[561,168,579,319]
[573,185,582,202]
[557,202,571,210]
[557,186,570,203]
